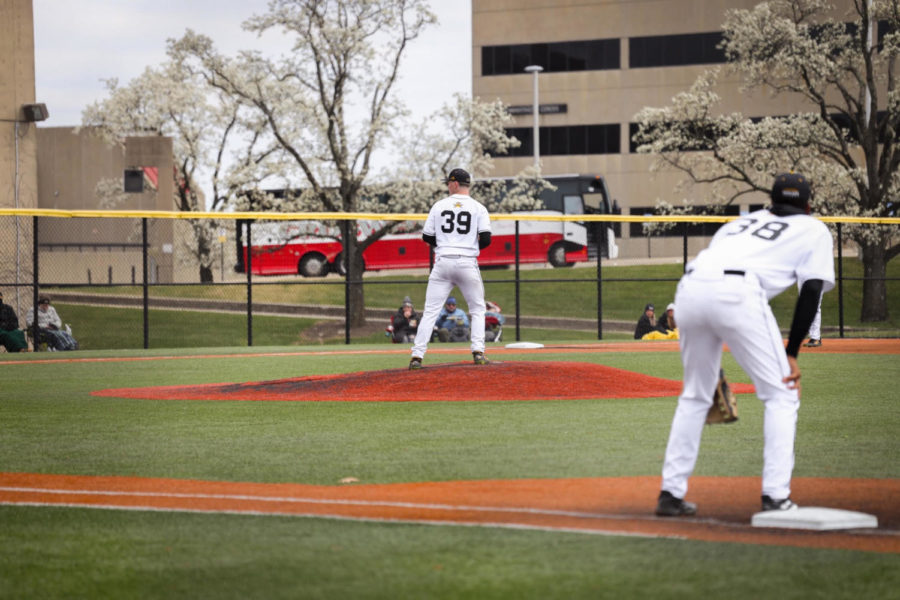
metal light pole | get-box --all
[525,65,543,169]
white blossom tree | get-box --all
[169,0,541,326]
[82,61,280,282]
[634,0,900,321]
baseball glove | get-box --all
[706,369,738,425]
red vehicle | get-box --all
[240,174,618,277]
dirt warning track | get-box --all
[2,472,897,554]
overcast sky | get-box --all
[33,0,472,130]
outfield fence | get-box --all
[1,209,898,350]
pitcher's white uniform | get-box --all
[662,208,834,502]
[411,193,491,359]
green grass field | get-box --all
[1,343,897,599]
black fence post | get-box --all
[837,223,844,338]
[32,216,40,350]
[246,220,253,346]
[343,221,351,345]
[682,221,689,271]
[596,220,603,340]
[514,219,521,341]
[142,218,149,349]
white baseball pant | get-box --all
[661,271,800,501]
[411,256,486,359]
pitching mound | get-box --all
[92,360,755,403]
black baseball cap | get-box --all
[771,172,810,208]
[443,168,471,186]
[645,303,654,311]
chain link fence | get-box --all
[1,211,898,351]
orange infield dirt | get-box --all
[1,472,897,554]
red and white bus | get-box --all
[239,174,618,277]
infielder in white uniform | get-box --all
[409,168,492,369]
[656,172,835,517]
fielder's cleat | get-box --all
[408,357,423,370]
[761,495,798,511]
[804,338,822,348]
[655,490,697,517]
[472,351,489,365]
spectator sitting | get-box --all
[435,297,470,342]
[485,300,505,342]
[0,291,28,352]
[657,303,677,333]
[643,302,679,340]
[26,295,78,351]
[633,303,657,339]
[388,297,419,343]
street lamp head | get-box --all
[524,65,544,73]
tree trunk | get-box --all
[196,228,214,283]
[199,264,214,283]
[859,240,888,322]
[344,220,367,327]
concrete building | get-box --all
[471,0,844,258]
[1,0,39,317]
[35,128,178,284]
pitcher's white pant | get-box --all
[661,271,800,501]
[411,255,486,359]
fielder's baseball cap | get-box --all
[771,172,810,208]
[446,297,457,305]
[443,168,471,186]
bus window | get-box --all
[563,194,584,215]
[583,192,608,213]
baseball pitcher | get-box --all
[409,168,492,369]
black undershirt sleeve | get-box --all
[478,231,492,249]
[785,279,824,357]
[422,233,436,247]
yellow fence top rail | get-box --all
[1,208,898,225]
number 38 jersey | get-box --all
[687,209,835,300]
[422,193,492,258]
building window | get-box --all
[482,39,619,76]
[499,124,621,157]
[629,32,725,68]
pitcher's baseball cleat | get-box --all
[408,357,423,370]
[655,491,697,517]
[472,351,489,365]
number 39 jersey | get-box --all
[687,209,835,299]
[422,193,492,258]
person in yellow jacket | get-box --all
[642,303,679,340]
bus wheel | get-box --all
[548,243,574,268]
[298,253,329,277]
[333,253,364,276]
[333,253,346,276]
